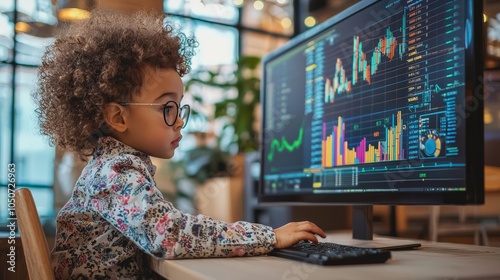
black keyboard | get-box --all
[269,241,392,266]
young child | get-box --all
[35,10,325,279]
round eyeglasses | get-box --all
[119,100,190,128]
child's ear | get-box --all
[103,102,128,133]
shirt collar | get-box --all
[94,136,157,176]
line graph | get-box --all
[267,125,304,162]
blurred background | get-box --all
[0,0,369,227]
[1,0,500,265]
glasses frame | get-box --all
[119,100,190,128]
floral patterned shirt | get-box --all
[51,136,276,279]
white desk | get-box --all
[148,233,500,280]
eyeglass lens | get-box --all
[163,101,190,128]
[179,105,190,128]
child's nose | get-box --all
[176,113,185,128]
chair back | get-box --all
[15,188,55,280]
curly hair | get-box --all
[34,10,197,158]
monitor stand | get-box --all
[349,205,421,250]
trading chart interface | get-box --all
[262,0,475,195]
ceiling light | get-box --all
[57,0,95,21]
[15,22,31,34]
[281,17,291,29]
[233,0,244,6]
[304,16,316,28]
[253,0,264,10]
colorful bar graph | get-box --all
[322,112,404,167]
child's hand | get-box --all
[273,221,327,248]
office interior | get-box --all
[1,0,500,276]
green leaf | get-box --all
[184,55,262,153]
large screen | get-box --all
[259,0,484,208]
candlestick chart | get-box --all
[325,8,406,103]
[263,0,467,179]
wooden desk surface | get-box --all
[148,233,500,280]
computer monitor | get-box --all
[259,0,484,247]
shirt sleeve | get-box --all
[89,156,276,259]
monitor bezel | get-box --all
[259,0,484,206]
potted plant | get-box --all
[185,55,262,154]
[179,55,262,222]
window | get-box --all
[0,0,56,220]
[165,0,239,25]
[14,66,55,186]
[0,13,13,62]
[168,16,238,69]
[0,65,12,186]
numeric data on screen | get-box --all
[263,0,470,193]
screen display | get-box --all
[260,0,483,204]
